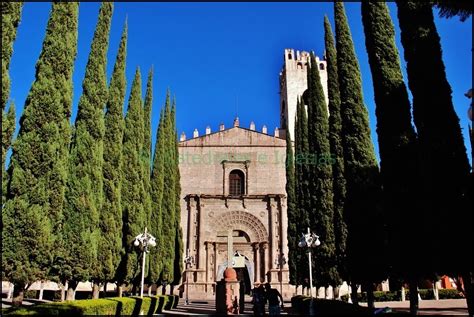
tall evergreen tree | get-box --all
[294,97,311,287]
[2,2,23,112]
[62,3,113,300]
[396,2,472,314]
[361,1,421,312]
[160,92,176,284]
[334,2,385,306]
[433,0,472,21]
[285,130,299,286]
[2,2,23,205]
[2,104,15,205]
[119,68,147,290]
[306,52,338,288]
[142,67,153,290]
[149,109,165,288]
[143,68,153,224]
[2,2,78,305]
[99,21,127,294]
[324,16,348,288]
[171,98,183,289]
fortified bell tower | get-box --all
[279,48,328,141]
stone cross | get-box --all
[217,229,233,268]
[227,229,233,268]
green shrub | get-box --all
[438,289,463,299]
[172,295,179,308]
[164,294,174,310]
[155,295,167,313]
[4,296,160,316]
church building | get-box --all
[178,49,327,298]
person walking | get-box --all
[264,283,284,316]
[252,283,266,316]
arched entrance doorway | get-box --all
[213,211,268,287]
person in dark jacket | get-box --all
[264,283,284,316]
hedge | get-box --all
[340,289,463,302]
[3,295,176,316]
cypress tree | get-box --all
[99,21,127,294]
[433,0,472,22]
[324,16,348,289]
[119,68,146,290]
[2,2,23,205]
[396,2,472,314]
[142,68,153,291]
[2,104,15,205]
[62,3,113,300]
[306,52,338,288]
[285,129,299,286]
[143,68,153,224]
[160,92,176,284]
[2,2,23,112]
[171,98,183,289]
[149,109,165,289]
[334,2,385,306]
[2,2,78,305]
[361,1,421,312]
[294,97,311,287]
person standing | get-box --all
[265,283,284,316]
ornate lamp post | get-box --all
[298,227,321,315]
[133,227,156,298]
[184,249,195,305]
[274,253,287,297]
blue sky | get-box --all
[7,2,473,164]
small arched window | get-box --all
[319,63,325,70]
[229,170,245,196]
[297,62,303,69]
[288,53,292,60]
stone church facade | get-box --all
[178,49,327,298]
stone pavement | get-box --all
[160,297,290,316]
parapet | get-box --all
[180,119,282,141]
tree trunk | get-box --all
[102,282,108,298]
[433,280,439,300]
[66,280,78,301]
[117,284,124,297]
[401,286,406,301]
[364,282,375,309]
[409,279,418,316]
[333,286,340,300]
[38,281,44,300]
[131,283,137,296]
[60,281,67,302]
[461,271,473,317]
[12,282,25,307]
[170,284,175,295]
[8,282,14,299]
[147,284,152,296]
[350,283,359,305]
[92,281,100,299]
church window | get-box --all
[319,63,325,70]
[288,53,292,60]
[229,170,245,196]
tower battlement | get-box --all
[279,48,328,141]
